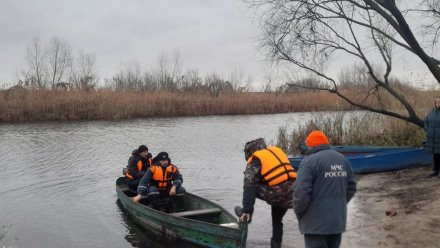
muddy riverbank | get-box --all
[344,166,440,248]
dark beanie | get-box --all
[138,145,148,153]
[153,151,170,164]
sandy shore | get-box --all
[343,166,440,248]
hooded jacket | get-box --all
[125,149,151,180]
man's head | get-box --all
[138,145,149,158]
[153,151,170,167]
[244,138,267,160]
[305,131,329,148]
[435,97,440,109]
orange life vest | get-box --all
[125,158,152,180]
[150,164,177,190]
[248,146,296,187]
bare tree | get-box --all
[204,72,233,97]
[69,50,98,90]
[181,69,203,92]
[248,0,440,127]
[228,68,252,92]
[25,37,47,89]
[140,51,184,91]
[170,50,183,89]
[111,60,143,90]
[155,51,182,90]
[46,37,72,89]
[283,77,324,93]
[338,63,379,89]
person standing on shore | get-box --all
[293,131,357,248]
[425,96,440,178]
[235,138,296,248]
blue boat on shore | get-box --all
[289,146,432,174]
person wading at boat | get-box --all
[235,138,296,248]
[124,145,152,191]
[293,131,357,248]
[133,152,185,207]
[425,96,440,178]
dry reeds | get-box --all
[0,89,350,122]
[277,112,427,154]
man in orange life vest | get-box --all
[124,145,152,191]
[133,152,185,207]
[235,138,296,248]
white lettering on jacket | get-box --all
[325,164,347,178]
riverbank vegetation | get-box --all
[0,89,351,122]
[276,112,427,155]
[1,86,437,123]
[2,82,437,123]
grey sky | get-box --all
[0,0,268,88]
[1,0,438,90]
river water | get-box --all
[0,112,350,248]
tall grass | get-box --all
[0,89,350,122]
[275,87,439,150]
[277,112,426,154]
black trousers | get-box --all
[127,178,140,191]
[271,205,288,243]
[304,233,342,248]
[434,154,440,174]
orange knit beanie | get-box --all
[305,131,329,147]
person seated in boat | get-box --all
[132,151,185,207]
[123,145,152,191]
[235,138,296,248]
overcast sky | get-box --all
[0,0,271,88]
[0,0,438,90]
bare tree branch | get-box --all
[248,0,440,127]
[26,37,47,89]
[47,37,72,89]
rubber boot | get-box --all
[270,238,282,248]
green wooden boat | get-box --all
[116,177,248,248]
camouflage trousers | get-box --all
[257,180,295,209]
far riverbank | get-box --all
[0,90,354,123]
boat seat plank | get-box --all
[170,208,222,218]
[119,184,130,191]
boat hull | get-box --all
[289,146,432,174]
[116,177,247,248]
